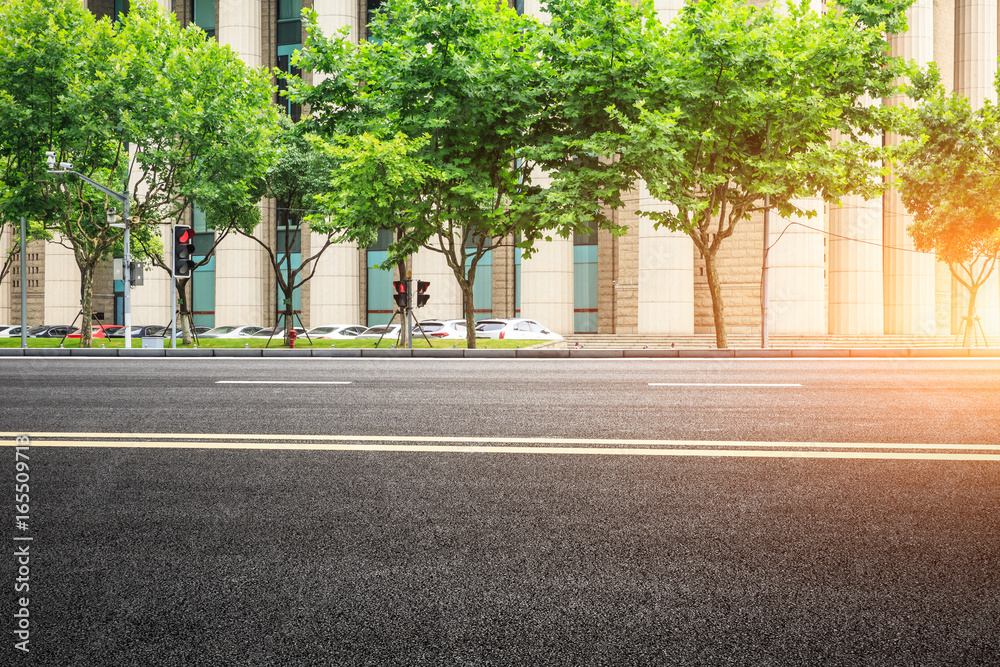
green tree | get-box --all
[0,0,277,347]
[611,0,912,348]
[893,66,1000,347]
[117,2,278,344]
[239,117,343,344]
[296,0,648,347]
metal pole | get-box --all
[405,271,413,349]
[170,231,176,349]
[123,143,132,350]
[761,195,769,349]
[20,216,27,349]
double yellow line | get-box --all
[3,432,999,461]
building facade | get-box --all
[2,0,995,340]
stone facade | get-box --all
[4,0,997,343]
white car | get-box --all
[0,325,18,337]
[356,324,403,340]
[412,319,468,340]
[250,327,306,338]
[198,325,264,339]
[307,324,368,339]
[474,318,564,341]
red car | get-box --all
[66,324,124,339]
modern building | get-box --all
[1,0,994,341]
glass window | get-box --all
[193,0,215,35]
[277,0,302,45]
[278,0,302,21]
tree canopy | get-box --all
[893,65,1000,345]
[610,0,912,347]
[295,0,650,347]
[0,0,277,346]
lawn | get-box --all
[0,336,555,350]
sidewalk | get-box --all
[1,346,998,358]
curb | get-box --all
[2,347,998,359]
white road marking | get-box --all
[2,432,998,461]
[649,383,802,387]
[215,380,352,385]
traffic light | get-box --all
[392,280,409,309]
[173,226,196,277]
[416,280,430,308]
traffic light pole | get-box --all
[170,235,176,349]
[405,272,413,349]
[46,164,133,348]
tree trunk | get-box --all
[283,297,294,346]
[80,265,95,349]
[462,282,477,350]
[178,278,193,345]
[703,249,728,349]
[963,284,980,348]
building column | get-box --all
[43,239,82,325]
[314,0,359,44]
[411,244,463,321]
[520,237,574,335]
[309,234,360,326]
[766,197,827,335]
[829,129,884,335]
[954,0,1000,335]
[0,227,10,324]
[213,1,267,325]
[637,182,694,334]
[884,0,937,335]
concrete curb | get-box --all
[2,347,998,359]
[310,349,362,358]
[261,349,311,358]
[361,349,412,357]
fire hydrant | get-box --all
[287,328,297,349]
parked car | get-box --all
[198,325,264,339]
[106,325,166,338]
[0,326,32,338]
[306,324,368,339]
[250,327,306,339]
[31,325,79,338]
[162,325,212,337]
[66,324,124,339]
[412,319,468,339]
[474,318,564,341]
[356,324,403,340]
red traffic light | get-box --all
[173,225,197,277]
[176,227,195,245]
[416,280,430,308]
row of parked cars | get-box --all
[0,318,564,342]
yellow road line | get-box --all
[1,434,999,460]
[1,432,998,452]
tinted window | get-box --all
[476,321,506,332]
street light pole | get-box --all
[45,152,133,348]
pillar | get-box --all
[884,0,937,335]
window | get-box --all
[192,0,216,38]
[276,206,302,319]
[277,0,302,46]
[367,228,396,325]
[574,220,598,332]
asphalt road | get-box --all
[2,358,999,665]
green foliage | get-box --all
[893,65,1000,300]
[0,0,278,347]
[296,0,651,346]
[610,0,912,346]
